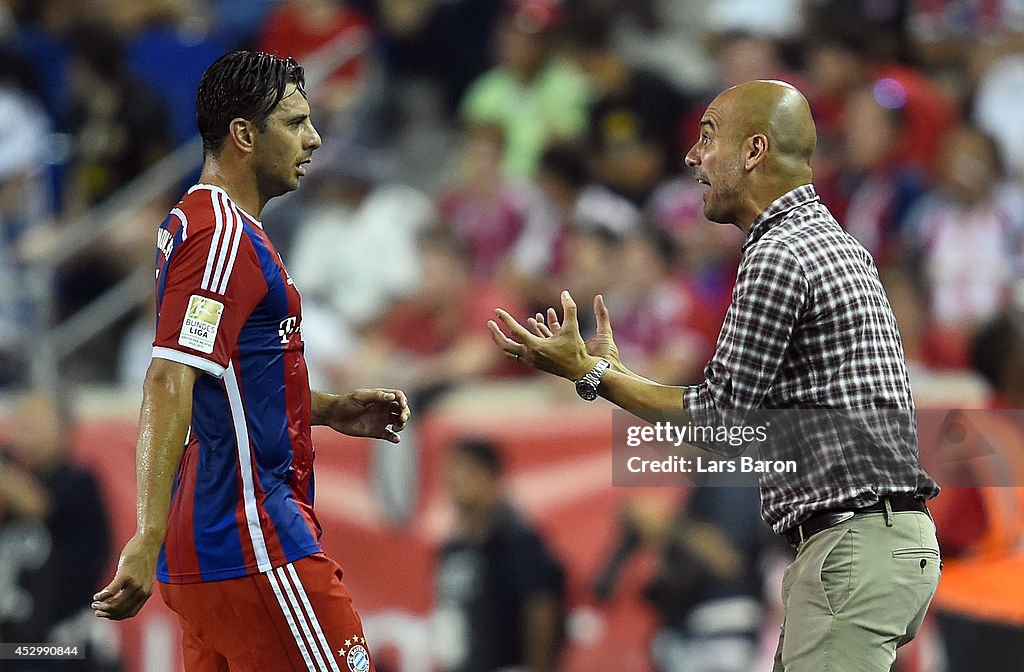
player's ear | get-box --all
[228,118,256,154]
[744,134,768,171]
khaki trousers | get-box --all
[772,510,940,672]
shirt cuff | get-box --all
[683,383,711,423]
[152,346,226,378]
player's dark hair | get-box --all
[197,51,306,155]
[452,439,504,477]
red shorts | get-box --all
[159,553,375,672]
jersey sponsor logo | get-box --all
[178,295,224,354]
[339,637,370,672]
[278,316,300,344]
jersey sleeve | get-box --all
[152,215,268,377]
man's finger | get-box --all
[485,319,524,356]
[390,406,410,431]
[93,584,141,618]
[594,294,613,335]
[385,389,409,411]
[546,307,561,333]
[93,574,130,603]
[96,590,148,620]
[560,291,579,329]
[493,309,536,344]
[527,316,551,338]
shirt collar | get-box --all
[742,184,819,252]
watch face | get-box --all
[576,380,598,401]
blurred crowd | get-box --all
[4,0,1024,670]
[1,0,1023,392]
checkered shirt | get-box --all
[683,185,939,533]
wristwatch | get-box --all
[575,358,611,401]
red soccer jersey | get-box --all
[153,184,322,584]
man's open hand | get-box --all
[488,290,601,380]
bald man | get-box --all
[489,81,940,671]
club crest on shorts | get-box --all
[338,636,370,672]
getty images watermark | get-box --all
[611,408,1024,487]
[623,421,795,476]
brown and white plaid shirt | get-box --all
[683,185,939,532]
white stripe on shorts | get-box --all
[285,563,343,672]
[265,567,320,672]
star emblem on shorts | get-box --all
[339,636,366,657]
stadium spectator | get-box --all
[558,226,623,336]
[126,10,231,146]
[258,0,374,117]
[506,142,639,309]
[902,124,1024,368]
[438,122,547,280]
[927,312,1024,671]
[645,177,741,328]
[286,148,432,391]
[974,48,1024,180]
[563,16,693,204]
[835,81,928,269]
[347,230,524,410]
[460,0,591,178]
[434,438,566,672]
[53,22,173,379]
[598,487,770,672]
[0,392,119,671]
[602,226,710,384]
[0,47,53,383]
[804,23,956,173]
[372,0,504,111]
[63,21,172,212]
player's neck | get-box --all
[199,160,265,218]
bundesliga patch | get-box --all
[178,295,224,354]
[339,637,370,672]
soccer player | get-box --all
[91,51,409,672]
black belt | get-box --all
[783,495,929,548]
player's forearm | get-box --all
[310,390,339,426]
[134,360,196,545]
[597,368,689,424]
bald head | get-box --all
[684,80,817,229]
[714,80,817,168]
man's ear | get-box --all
[228,118,256,154]
[744,134,768,171]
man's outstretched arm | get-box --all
[93,357,197,620]
[489,291,688,424]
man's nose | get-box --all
[307,125,322,151]
[684,143,699,168]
